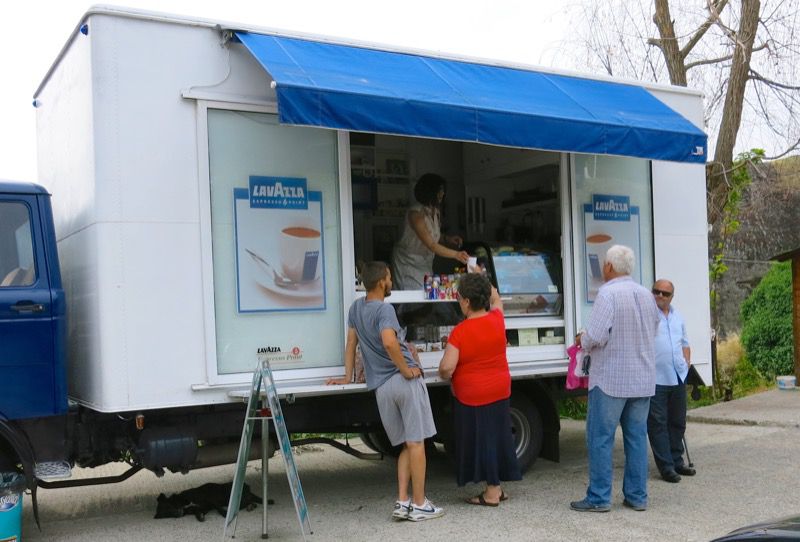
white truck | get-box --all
[1,5,711,502]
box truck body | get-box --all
[0,6,710,492]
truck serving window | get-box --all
[0,202,35,287]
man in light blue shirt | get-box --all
[647,279,695,483]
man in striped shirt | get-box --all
[570,245,660,513]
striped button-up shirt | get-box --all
[582,276,660,398]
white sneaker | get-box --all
[391,500,410,520]
[407,498,444,521]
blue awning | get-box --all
[235,32,707,164]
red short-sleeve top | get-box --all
[447,309,511,406]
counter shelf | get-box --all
[353,289,458,303]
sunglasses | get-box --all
[652,288,673,297]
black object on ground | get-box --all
[154,482,273,522]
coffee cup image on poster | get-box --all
[279,225,321,282]
[233,181,326,312]
[583,194,641,302]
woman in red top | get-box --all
[438,273,521,506]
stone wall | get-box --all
[712,156,800,337]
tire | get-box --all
[509,393,543,473]
[362,429,403,457]
[0,447,17,471]
[358,432,381,453]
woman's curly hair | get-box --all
[458,273,491,312]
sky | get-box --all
[0,0,573,183]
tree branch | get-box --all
[751,42,772,53]
[749,68,800,90]
[686,42,769,71]
[708,0,763,53]
[686,53,735,70]
[763,136,800,160]
[681,0,730,59]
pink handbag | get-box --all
[566,343,589,390]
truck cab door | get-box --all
[0,196,57,420]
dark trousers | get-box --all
[647,382,687,474]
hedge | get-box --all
[740,261,794,379]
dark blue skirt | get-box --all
[453,396,522,486]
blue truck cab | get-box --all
[0,181,68,484]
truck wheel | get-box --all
[510,394,543,473]
[359,433,381,453]
[363,429,402,457]
[0,446,17,471]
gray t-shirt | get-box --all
[348,298,418,390]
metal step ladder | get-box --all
[224,358,312,541]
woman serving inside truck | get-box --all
[391,173,469,290]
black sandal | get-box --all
[465,493,499,507]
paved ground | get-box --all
[688,388,800,427]
[18,389,800,541]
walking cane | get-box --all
[683,436,694,468]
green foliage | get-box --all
[709,149,765,311]
[687,385,717,409]
[709,254,728,310]
[688,357,769,408]
[559,397,588,420]
[290,432,349,440]
[731,356,769,396]
[740,261,794,378]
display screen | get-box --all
[494,253,560,295]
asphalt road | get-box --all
[19,419,800,541]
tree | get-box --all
[567,0,800,225]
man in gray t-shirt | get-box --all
[347,297,418,390]
[327,261,442,522]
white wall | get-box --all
[650,88,712,383]
[37,13,278,411]
[35,21,101,406]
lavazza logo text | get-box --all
[0,493,19,511]
[249,176,309,210]
[592,194,631,222]
[257,346,303,362]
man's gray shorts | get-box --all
[375,372,437,446]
